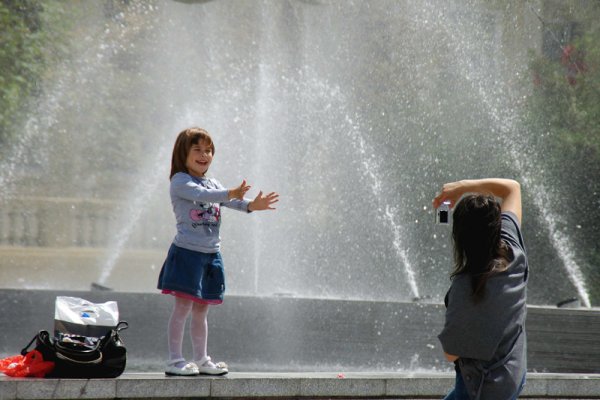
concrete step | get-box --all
[2,372,600,399]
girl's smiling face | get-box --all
[186,140,213,177]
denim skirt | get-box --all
[157,244,225,304]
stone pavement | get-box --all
[2,372,600,399]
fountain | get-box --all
[1,0,599,374]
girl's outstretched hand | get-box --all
[229,180,251,200]
[249,191,279,211]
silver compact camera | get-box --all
[435,201,451,224]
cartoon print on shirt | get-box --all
[189,202,221,226]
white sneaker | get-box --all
[165,358,199,376]
[195,356,228,375]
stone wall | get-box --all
[0,289,598,373]
[0,196,170,249]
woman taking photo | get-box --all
[433,178,528,400]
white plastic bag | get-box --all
[54,296,119,338]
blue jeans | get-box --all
[443,371,526,400]
[443,370,470,400]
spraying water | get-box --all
[345,114,420,299]
[420,1,591,307]
[1,1,594,307]
[96,144,170,287]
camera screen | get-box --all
[439,210,448,223]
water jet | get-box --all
[0,0,598,376]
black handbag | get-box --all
[21,321,128,378]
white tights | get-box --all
[167,296,209,364]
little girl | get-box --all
[158,127,278,376]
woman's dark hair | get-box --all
[451,194,510,301]
[170,127,215,179]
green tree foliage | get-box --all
[528,33,600,157]
[0,0,68,144]
[1,0,160,198]
[525,3,600,303]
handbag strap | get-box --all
[55,351,103,365]
[115,321,129,332]
[20,331,50,356]
[55,339,102,354]
[21,335,38,355]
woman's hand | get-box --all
[432,180,466,209]
[444,352,459,363]
[228,180,251,200]
[248,191,279,211]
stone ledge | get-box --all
[4,290,600,374]
[1,372,600,399]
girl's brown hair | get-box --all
[451,194,510,301]
[170,127,215,179]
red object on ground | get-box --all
[0,350,55,378]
